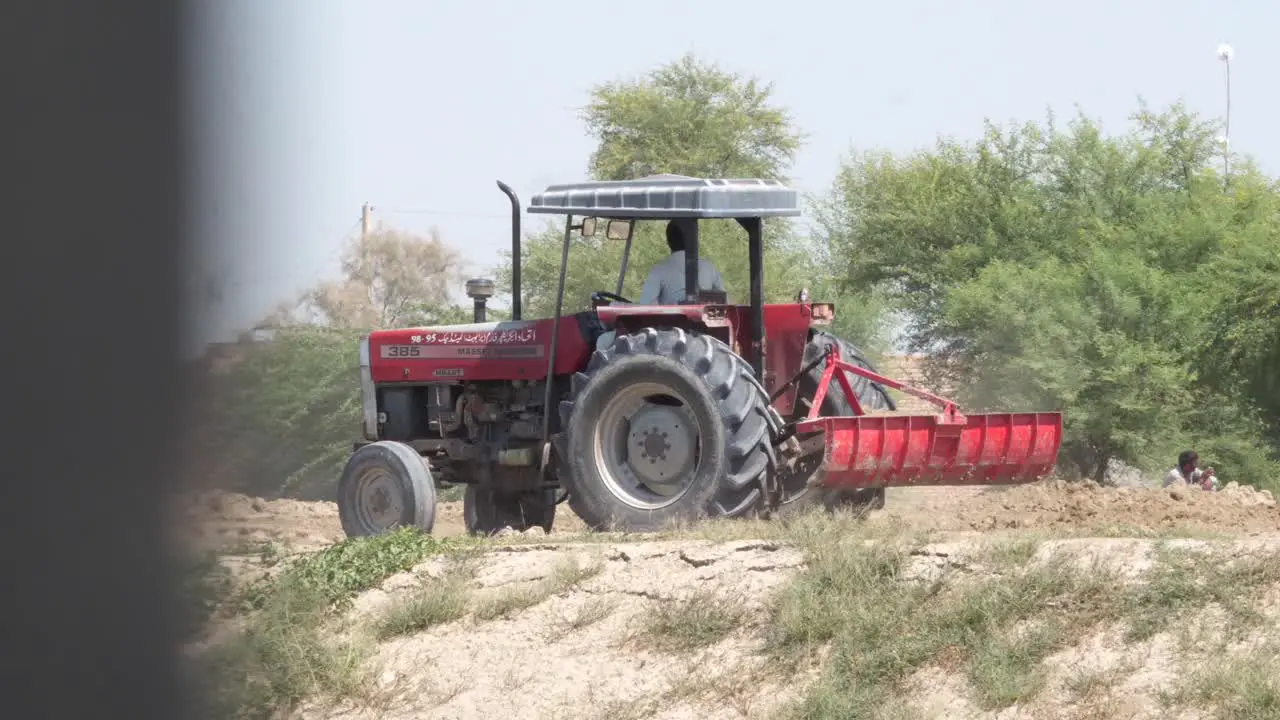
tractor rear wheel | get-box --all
[559,327,778,531]
[337,440,438,537]
[463,486,557,536]
[777,331,895,516]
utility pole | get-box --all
[1217,43,1234,191]
[361,202,374,241]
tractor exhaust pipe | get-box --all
[496,180,521,321]
[465,278,496,323]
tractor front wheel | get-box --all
[559,327,778,531]
[463,486,557,536]
[337,440,438,537]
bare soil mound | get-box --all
[912,478,1280,535]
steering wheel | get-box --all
[590,290,633,305]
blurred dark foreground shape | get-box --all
[2,2,186,718]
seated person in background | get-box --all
[636,221,725,305]
[1162,450,1217,491]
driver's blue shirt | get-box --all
[637,251,725,305]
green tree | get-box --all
[582,54,801,182]
[493,55,886,350]
[1201,175,1280,447]
[818,102,1280,487]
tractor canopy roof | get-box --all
[527,174,801,220]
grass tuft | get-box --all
[189,581,375,720]
[771,532,1122,717]
[189,528,469,718]
[637,589,747,652]
[773,529,1280,718]
[1160,642,1280,720]
[373,575,471,640]
[547,596,620,640]
[1123,543,1280,643]
[975,534,1043,567]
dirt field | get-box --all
[178,480,1280,720]
[176,480,1278,554]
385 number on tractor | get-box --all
[336,175,1063,537]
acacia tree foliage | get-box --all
[494,54,891,354]
[582,54,802,181]
[818,102,1280,486]
[1203,209,1280,446]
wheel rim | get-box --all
[352,466,405,530]
[592,381,702,511]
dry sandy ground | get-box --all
[177,480,1280,720]
[281,534,1280,720]
[317,538,814,720]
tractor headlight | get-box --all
[358,335,379,440]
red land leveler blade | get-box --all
[792,348,1063,489]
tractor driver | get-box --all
[595,220,726,352]
[636,220,725,305]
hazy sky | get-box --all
[184,0,1275,352]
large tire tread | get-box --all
[558,327,779,530]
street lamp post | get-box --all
[1217,43,1234,190]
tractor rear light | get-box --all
[359,336,379,440]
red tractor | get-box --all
[337,175,1063,537]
